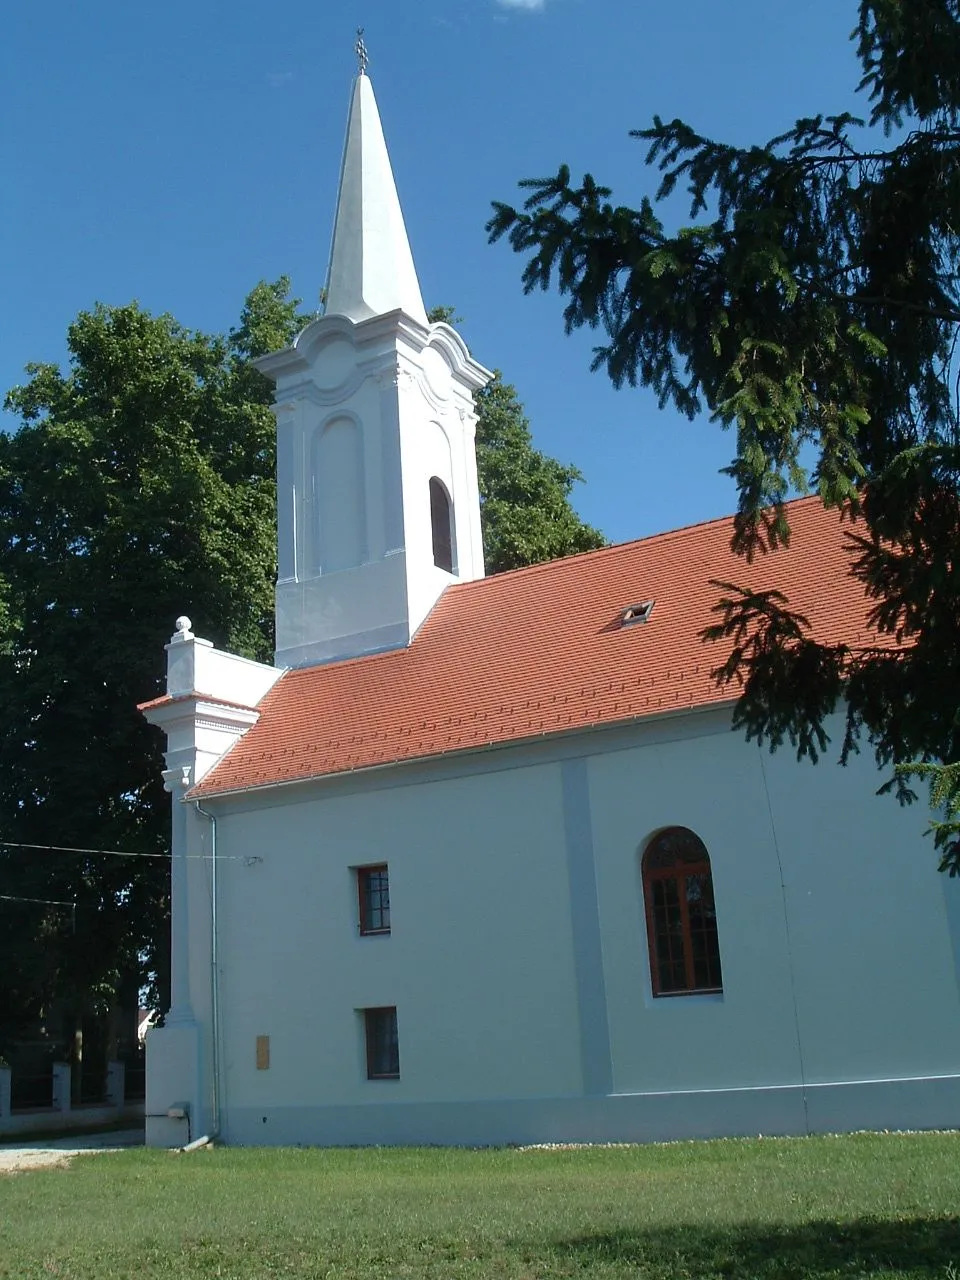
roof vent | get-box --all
[620,600,655,627]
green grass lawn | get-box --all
[1,1132,958,1278]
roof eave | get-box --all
[187,696,739,803]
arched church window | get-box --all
[642,827,722,996]
[429,477,455,573]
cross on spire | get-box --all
[355,28,368,75]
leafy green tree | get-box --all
[425,304,604,570]
[0,286,604,1054]
[475,373,605,572]
[489,0,960,871]
[0,280,304,1056]
[427,307,604,571]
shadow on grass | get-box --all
[552,1216,960,1277]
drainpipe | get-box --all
[194,801,221,1142]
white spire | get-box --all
[323,72,428,326]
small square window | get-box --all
[364,1007,399,1079]
[358,864,390,935]
[621,600,655,627]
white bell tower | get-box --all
[256,58,492,669]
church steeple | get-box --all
[255,53,492,671]
[323,69,428,327]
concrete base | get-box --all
[218,1073,960,1147]
[0,1103,144,1141]
[145,1022,203,1148]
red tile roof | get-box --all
[192,497,891,797]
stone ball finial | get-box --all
[172,615,194,643]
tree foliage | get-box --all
[489,1,960,872]
[0,287,603,1051]
[0,281,301,1053]
[475,374,605,571]
[427,305,604,573]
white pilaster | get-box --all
[161,764,194,1025]
[141,618,285,1147]
[143,619,280,1013]
[141,620,284,1020]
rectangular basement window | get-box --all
[364,1007,400,1080]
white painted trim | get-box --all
[144,699,260,734]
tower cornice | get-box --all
[255,311,492,395]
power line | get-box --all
[0,892,78,932]
[0,840,259,862]
[0,893,76,908]
[1,839,154,858]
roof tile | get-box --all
[192,497,892,797]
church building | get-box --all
[140,63,960,1148]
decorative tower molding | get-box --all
[256,65,492,670]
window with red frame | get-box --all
[357,864,390,935]
[642,827,722,996]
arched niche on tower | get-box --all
[421,418,455,490]
[312,414,367,574]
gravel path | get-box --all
[0,1128,144,1173]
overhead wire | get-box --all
[0,840,256,861]
[1,839,166,859]
[0,892,78,930]
[0,893,77,908]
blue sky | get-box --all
[2,0,864,546]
